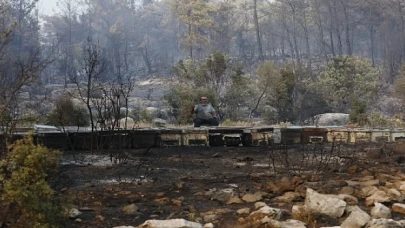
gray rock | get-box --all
[210,188,234,204]
[341,206,370,228]
[371,203,391,219]
[366,218,404,228]
[366,190,390,206]
[122,204,139,214]
[136,219,204,228]
[249,206,283,220]
[69,208,82,219]
[237,208,251,215]
[203,223,214,228]
[305,188,346,218]
[312,113,350,126]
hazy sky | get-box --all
[38,0,59,16]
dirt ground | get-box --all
[53,145,405,228]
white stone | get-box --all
[203,223,214,228]
[366,190,390,206]
[249,206,282,220]
[69,208,82,219]
[340,206,370,228]
[367,218,404,228]
[254,202,267,209]
[236,208,250,215]
[371,203,391,219]
[305,188,346,218]
[136,219,204,228]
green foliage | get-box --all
[0,136,62,227]
[47,95,89,127]
[172,52,232,97]
[273,67,295,122]
[369,113,405,128]
[164,86,216,124]
[313,56,380,112]
[394,64,405,107]
[222,66,253,120]
[349,98,369,126]
[255,62,296,123]
[169,0,214,57]
[168,51,245,123]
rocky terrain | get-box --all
[53,142,405,228]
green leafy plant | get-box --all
[47,95,89,127]
[0,136,63,227]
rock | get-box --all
[74,218,82,223]
[237,208,251,216]
[336,194,358,205]
[312,113,349,126]
[377,174,400,182]
[156,192,165,197]
[254,202,267,210]
[339,186,355,195]
[279,219,307,228]
[292,205,307,218]
[367,218,404,228]
[264,218,306,228]
[95,214,105,222]
[340,206,370,228]
[153,118,166,127]
[136,219,203,228]
[154,197,169,205]
[327,180,348,188]
[122,204,139,214]
[176,181,185,189]
[305,188,346,218]
[114,226,136,228]
[226,196,243,205]
[358,186,379,198]
[371,203,391,219]
[203,214,218,223]
[347,165,358,174]
[365,190,390,206]
[359,176,375,182]
[242,193,262,203]
[210,189,233,204]
[203,223,214,228]
[84,182,94,188]
[171,199,182,207]
[360,179,381,187]
[277,177,296,193]
[392,203,405,215]
[275,191,303,203]
[69,208,82,219]
[237,217,246,224]
[387,189,404,202]
[249,206,282,221]
[291,176,305,186]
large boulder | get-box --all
[311,113,350,126]
[305,188,346,218]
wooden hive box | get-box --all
[280,127,302,144]
[326,128,349,144]
[301,127,328,143]
[182,128,209,146]
[242,127,274,146]
[159,129,183,147]
[130,129,159,148]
